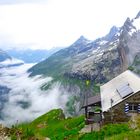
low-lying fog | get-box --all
[0,63,69,126]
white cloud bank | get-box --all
[0,0,140,50]
[0,64,69,126]
[0,0,47,5]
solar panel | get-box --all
[116,83,133,98]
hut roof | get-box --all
[100,70,140,112]
[82,95,101,108]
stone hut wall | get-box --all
[103,91,140,123]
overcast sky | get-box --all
[0,0,140,50]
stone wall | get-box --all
[103,91,140,123]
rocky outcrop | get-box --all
[117,14,140,71]
[70,47,122,83]
[0,124,10,140]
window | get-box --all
[129,103,138,111]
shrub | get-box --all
[101,123,130,137]
[80,123,130,140]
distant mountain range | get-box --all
[29,11,140,85]
[0,49,24,68]
[0,49,11,62]
[6,48,62,63]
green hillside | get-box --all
[8,109,140,140]
[28,48,75,77]
[10,109,85,140]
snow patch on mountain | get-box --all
[98,40,108,45]
[129,28,136,36]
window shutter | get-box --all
[125,103,129,113]
[138,104,140,113]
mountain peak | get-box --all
[104,26,120,41]
[72,35,90,46]
[124,17,131,24]
[123,17,133,30]
[77,35,88,42]
[135,11,140,19]
[109,26,119,34]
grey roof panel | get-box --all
[117,83,133,98]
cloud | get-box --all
[0,0,47,5]
[0,64,69,126]
[0,0,140,50]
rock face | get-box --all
[29,11,140,83]
[0,124,10,140]
[117,15,140,73]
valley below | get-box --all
[0,63,69,126]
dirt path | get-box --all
[80,123,100,133]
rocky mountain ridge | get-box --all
[28,11,140,91]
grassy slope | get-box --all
[11,109,85,140]
[29,48,72,77]
[80,123,130,140]
[10,109,140,140]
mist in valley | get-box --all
[0,64,69,126]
